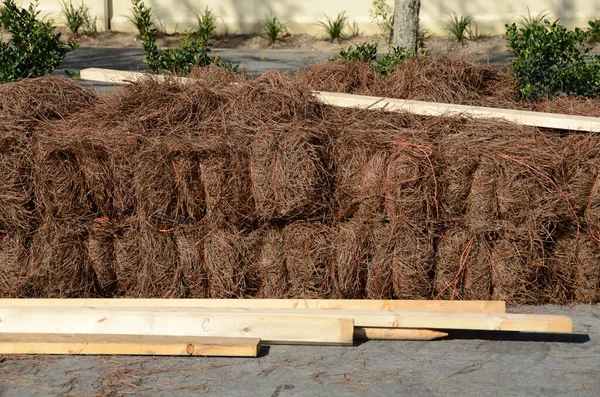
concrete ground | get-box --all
[54,47,515,80]
[0,305,598,396]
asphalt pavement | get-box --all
[0,305,598,396]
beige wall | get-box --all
[20,0,109,31]
[19,1,600,36]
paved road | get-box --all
[55,46,514,80]
[0,305,597,396]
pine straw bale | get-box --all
[27,220,100,298]
[0,127,33,232]
[548,230,600,304]
[226,70,323,127]
[174,223,208,298]
[32,129,118,220]
[0,232,29,298]
[250,123,331,222]
[114,220,188,298]
[463,160,498,233]
[0,76,96,125]
[203,227,259,298]
[86,219,118,297]
[367,222,434,299]
[331,221,370,299]
[490,230,547,304]
[434,229,493,300]
[282,222,334,298]
[373,56,516,107]
[296,60,377,94]
[331,110,436,222]
[255,227,288,298]
[93,75,226,134]
[532,97,600,118]
[133,136,207,229]
[188,64,245,89]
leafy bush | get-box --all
[129,0,236,75]
[262,15,288,43]
[318,12,348,43]
[506,18,600,100]
[369,0,393,38]
[334,42,413,76]
[0,0,77,83]
[195,7,217,43]
[588,19,600,42]
[59,0,94,35]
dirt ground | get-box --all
[0,305,597,396]
[58,30,509,56]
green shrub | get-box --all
[195,7,217,43]
[318,12,348,43]
[506,18,600,100]
[262,15,288,43]
[588,18,600,42]
[369,0,393,38]
[128,0,236,75]
[59,0,94,35]
[0,0,77,83]
[334,42,414,76]
[446,13,473,43]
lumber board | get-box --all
[0,307,572,334]
[354,327,448,341]
[0,334,260,356]
[80,68,169,84]
[0,299,506,313]
[314,91,600,132]
[0,307,354,345]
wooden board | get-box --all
[0,307,572,335]
[0,307,354,345]
[0,299,506,313]
[314,91,600,132]
[80,68,165,84]
[0,334,260,356]
[354,328,448,341]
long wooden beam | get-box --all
[0,299,506,313]
[78,68,600,132]
[0,306,572,334]
[0,334,261,356]
[314,91,600,132]
[0,307,354,345]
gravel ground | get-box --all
[0,305,597,396]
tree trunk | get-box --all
[392,0,421,53]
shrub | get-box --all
[369,0,393,38]
[195,7,217,43]
[506,18,600,100]
[262,15,288,43]
[334,43,414,76]
[318,12,348,43]
[446,13,473,43]
[0,0,77,83]
[129,0,236,75]
[59,0,94,35]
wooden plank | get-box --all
[80,68,168,84]
[314,91,600,132]
[354,328,448,341]
[0,334,260,357]
[0,299,506,313]
[0,307,572,334]
[0,307,354,345]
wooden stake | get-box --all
[0,333,261,357]
[354,327,448,341]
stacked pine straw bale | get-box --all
[0,57,599,303]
